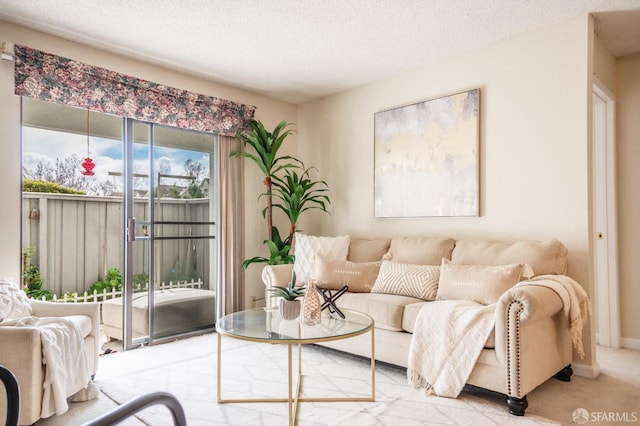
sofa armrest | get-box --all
[31,300,100,336]
[30,300,101,373]
[262,264,294,309]
[494,284,570,398]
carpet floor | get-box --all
[35,333,640,425]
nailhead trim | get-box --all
[506,300,524,397]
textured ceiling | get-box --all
[1,0,640,104]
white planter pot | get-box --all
[279,299,301,320]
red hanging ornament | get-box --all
[82,157,95,176]
[81,109,95,176]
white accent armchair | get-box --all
[0,300,100,425]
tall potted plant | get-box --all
[233,119,331,269]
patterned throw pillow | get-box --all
[436,259,532,305]
[293,234,350,284]
[371,260,440,300]
[312,258,382,292]
[0,277,33,321]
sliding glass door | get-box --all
[21,98,218,351]
[123,120,217,349]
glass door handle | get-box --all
[127,217,136,242]
[127,217,151,242]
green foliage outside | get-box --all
[22,247,53,300]
[132,273,149,291]
[23,179,86,195]
[88,269,150,295]
[88,267,123,294]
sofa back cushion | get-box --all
[451,238,568,276]
[348,238,391,262]
[385,237,455,265]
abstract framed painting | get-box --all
[374,88,479,218]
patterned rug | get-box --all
[96,333,557,425]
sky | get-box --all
[22,126,210,194]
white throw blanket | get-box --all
[1,316,95,417]
[515,274,591,358]
[407,300,496,398]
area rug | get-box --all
[96,333,558,425]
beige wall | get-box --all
[616,52,640,345]
[0,21,297,306]
[298,17,599,372]
[593,34,617,90]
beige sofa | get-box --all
[263,236,576,416]
[0,300,100,425]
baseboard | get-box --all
[572,361,600,379]
[621,337,640,350]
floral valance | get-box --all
[14,45,255,136]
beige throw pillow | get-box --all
[312,258,381,292]
[371,260,440,300]
[436,259,532,305]
[293,234,350,284]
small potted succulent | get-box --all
[268,271,306,320]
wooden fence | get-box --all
[22,193,214,296]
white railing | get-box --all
[38,278,205,303]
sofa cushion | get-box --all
[293,234,350,284]
[371,261,439,300]
[348,238,391,262]
[385,237,455,265]
[62,315,92,338]
[402,302,495,348]
[451,238,568,276]
[436,260,531,305]
[336,292,423,331]
[312,258,381,292]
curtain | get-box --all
[217,136,244,317]
[14,45,255,135]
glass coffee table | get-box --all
[216,308,375,426]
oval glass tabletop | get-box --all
[216,308,374,344]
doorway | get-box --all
[21,98,218,351]
[592,78,620,348]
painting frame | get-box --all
[374,88,480,218]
